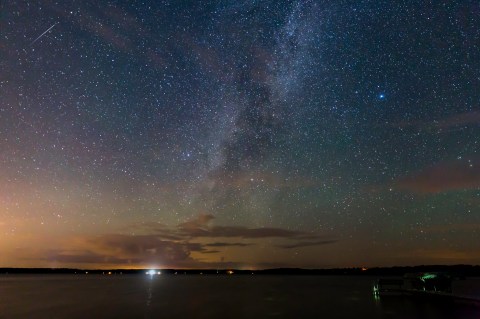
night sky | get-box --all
[1,0,479,269]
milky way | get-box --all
[1,0,479,269]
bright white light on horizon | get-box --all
[146,269,161,275]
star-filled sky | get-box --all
[1,0,479,269]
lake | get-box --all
[0,275,479,318]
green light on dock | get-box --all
[421,273,437,280]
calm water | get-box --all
[0,275,479,319]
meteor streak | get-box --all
[30,22,58,46]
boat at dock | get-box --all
[373,272,480,303]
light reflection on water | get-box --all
[0,275,478,319]
[146,279,153,307]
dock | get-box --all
[373,272,480,304]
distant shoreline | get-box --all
[1,265,480,276]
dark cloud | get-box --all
[395,111,480,132]
[204,242,254,247]
[44,235,201,266]
[178,213,215,231]
[125,223,184,241]
[397,159,480,193]
[47,2,171,71]
[176,214,312,239]
[435,111,480,129]
[40,214,335,267]
[183,225,306,239]
[91,234,204,257]
[124,214,327,241]
[417,223,480,234]
[277,240,338,249]
[201,250,221,254]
